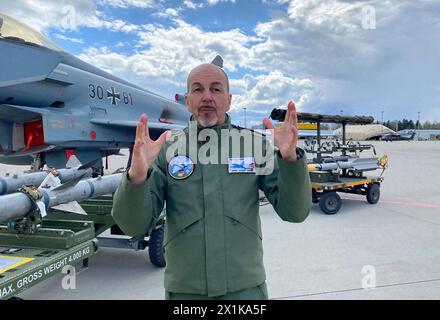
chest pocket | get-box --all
[225,211,262,240]
[164,160,204,246]
[164,213,203,247]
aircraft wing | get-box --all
[0,104,44,123]
[2,145,56,156]
[0,104,185,130]
[0,39,64,88]
[90,118,186,131]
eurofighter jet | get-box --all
[0,13,189,172]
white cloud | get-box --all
[77,47,130,75]
[183,0,236,10]
[164,8,179,17]
[287,0,364,34]
[262,0,290,4]
[230,71,318,113]
[207,0,236,5]
[246,0,440,121]
[0,0,143,34]
[183,0,200,9]
[75,18,258,111]
[133,19,254,75]
[98,0,157,9]
[153,8,181,19]
[76,18,254,97]
[83,13,142,33]
[0,0,96,32]
[53,33,84,43]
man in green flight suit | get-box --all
[111,61,312,300]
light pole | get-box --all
[417,111,421,129]
[381,111,384,135]
[417,111,421,140]
[243,107,247,128]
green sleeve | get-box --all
[259,148,312,223]
[111,151,167,238]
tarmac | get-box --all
[1,140,439,300]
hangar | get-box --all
[333,124,396,141]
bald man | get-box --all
[111,63,312,300]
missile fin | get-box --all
[39,172,61,189]
[51,171,88,191]
[78,157,101,170]
[65,155,81,168]
[52,201,87,215]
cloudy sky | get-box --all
[1,0,439,127]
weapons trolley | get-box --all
[271,109,388,215]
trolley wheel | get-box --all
[148,224,166,268]
[366,183,380,204]
[319,191,342,215]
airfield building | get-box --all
[333,124,396,141]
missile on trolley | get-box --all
[0,172,122,223]
[0,157,96,195]
[308,157,380,172]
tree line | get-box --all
[322,119,440,131]
[376,119,440,131]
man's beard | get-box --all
[197,114,218,128]
[196,106,218,127]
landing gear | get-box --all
[29,153,45,172]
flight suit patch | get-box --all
[167,155,195,180]
[228,157,256,173]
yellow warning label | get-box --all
[0,255,34,274]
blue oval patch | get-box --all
[167,155,194,180]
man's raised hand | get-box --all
[128,114,171,184]
[263,101,299,161]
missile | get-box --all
[0,156,97,195]
[0,171,48,195]
[322,156,351,163]
[308,157,380,172]
[0,167,94,196]
[0,173,122,223]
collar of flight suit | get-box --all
[189,113,233,133]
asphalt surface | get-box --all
[1,140,439,300]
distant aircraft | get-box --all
[0,13,189,172]
[380,131,416,142]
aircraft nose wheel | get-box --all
[319,191,342,215]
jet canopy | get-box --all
[0,12,63,52]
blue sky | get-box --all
[1,0,439,127]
